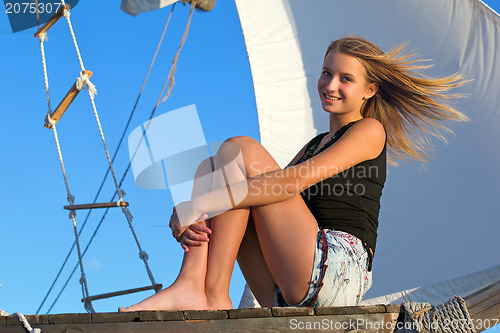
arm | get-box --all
[176,119,386,232]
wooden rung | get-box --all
[34,4,72,38]
[44,70,93,128]
[82,284,163,303]
[64,201,129,211]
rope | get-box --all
[35,0,164,313]
[76,72,97,97]
[115,3,197,286]
[37,0,190,314]
[37,11,93,314]
[158,0,196,104]
[402,296,477,333]
[14,312,42,333]
[122,206,157,285]
[71,214,94,313]
[48,122,93,314]
[38,34,52,119]
[141,3,176,96]
[62,6,85,72]
[125,0,197,186]
[63,0,183,291]
[33,0,40,30]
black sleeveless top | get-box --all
[295,121,386,268]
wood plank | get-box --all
[316,304,387,316]
[34,4,71,37]
[139,311,184,322]
[64,200,129,211]
[184,310,228,320]
[464,279,500,332]
[272,307,314,317]
[38,314,50,325]
[50,313,91,324]
[44,70,93,128]
[91,312,137,324]
[228,308,272,319]
[82,284,162,302]
[0,313,401,333]
[385,304,404,313]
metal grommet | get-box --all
[345,278,350,284]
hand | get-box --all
[169,201,208,242]
[179,222,212,252]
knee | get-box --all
[224,135,260,148]
[194,157,216,178]
[217,136,260,163]
[280,288,307,307]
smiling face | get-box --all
[318,51,378,118]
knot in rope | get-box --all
[14,312,42,333]
[67,193,76,218]
[402,296,476,333]
[83,299,95,314]
[139,251,149,261]
[67,193,75,205]
[63,8,70,19]
[76,73,97,97]
[117,189,126,200]
[122,207,133,222]
[45,113,55,129]
[38,32,47,43]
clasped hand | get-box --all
[169,201,211,252]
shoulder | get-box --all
[351,118,385,138]
[340,118,386,159]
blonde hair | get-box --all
[325,35,469,164]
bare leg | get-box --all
[120,135,318,310]
[204,148,252,309]
[237,217,277,307]
[118,158,216,312]
[119,149,260,311]
[118,235,210,311]
[203,136,318,306]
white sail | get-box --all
[360,263,500,306]
[235,0,500,303]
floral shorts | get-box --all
[275,229,372,307]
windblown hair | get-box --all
[325,35,469,164]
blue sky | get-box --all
[0,1,499,331]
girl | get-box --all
[119,35,467,311]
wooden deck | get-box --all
[1,305,404,332]
[2,280,499,332]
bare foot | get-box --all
[118,281,208,312]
